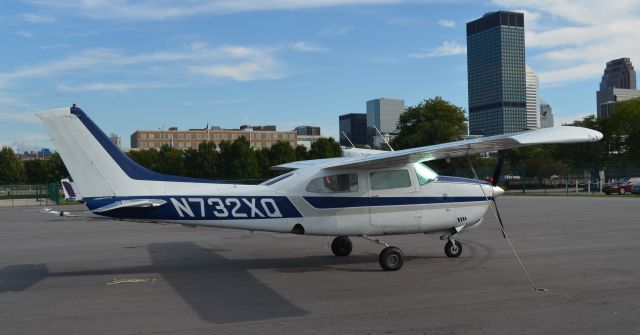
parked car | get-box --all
[604,177,640,195]
[632,183,640,195]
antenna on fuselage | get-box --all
[373,125,394,152]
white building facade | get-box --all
[525,65,540,129]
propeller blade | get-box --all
[492,198,507,238]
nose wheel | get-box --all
[444,239,462,258]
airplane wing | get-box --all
[325,126,601,170]
[274,126,601,171]
[272,157,350,170]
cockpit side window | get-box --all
[370,169,412,190]
[414,162,438,186]
[306,173,359,193]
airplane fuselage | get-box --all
[85,163,495,237]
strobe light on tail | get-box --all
[37,105,602,271]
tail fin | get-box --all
[36,106,216,199]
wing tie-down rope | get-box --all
[466,150,547,292]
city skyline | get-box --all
[2,1,640,150]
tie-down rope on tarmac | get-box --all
[465,152,548,292]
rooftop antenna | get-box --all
[373,125,394,151]
[341,131,356,148]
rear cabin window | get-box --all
[306,173,359,193]
[370,170,412,190]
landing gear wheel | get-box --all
[331,236,353,257]
[444,240,462,258]
[379,246,404,271]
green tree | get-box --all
[608,97,640,162]
[23,160,48,183]
[47,152,69,182]
[295,145,308,161]
[155,145,185,176]
[0,147,26,184]
[551,115,609,170]
[127,149,159,170]
[254,148,272,179]
[269,141,296,166]
[392,96,466,150]
[309,137,342,159]
[219,137,259,180]
[183,141,219,179]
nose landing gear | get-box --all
[444,239,463,258]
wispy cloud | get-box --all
[25,0,401,21]
[318,25,352,36]
[0,42,322,86]
[438,19,456,28]
[3,132,52,152]
[56,82,170,92]
[39,44,70,50]
[494,0,640,85]
[0,111,40,123]
[289,41,328,52]
[19,13,57,24]
[408,41,466,59]
[15,30,35,38]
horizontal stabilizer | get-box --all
[91,199,167,213]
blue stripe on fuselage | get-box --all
[303,196,492,209]
[84,195,302,220]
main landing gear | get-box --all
[330,234,462,271]
[331,236,353,257]
[331,235,405,271]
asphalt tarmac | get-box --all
[1,196,640,334]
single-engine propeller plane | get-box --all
[37,105,602,271]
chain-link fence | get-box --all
[0,184,61,207]
[449,161,640,195]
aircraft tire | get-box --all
[444,240,463,258]
[331,236,353,257]
[379,246,404,271]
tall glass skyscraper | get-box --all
[366,98,404,134]
[596,58,639,119]
[467,11,526,136]
[339,113,368,146]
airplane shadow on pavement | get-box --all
[2,242,406,323]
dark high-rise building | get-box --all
[294,126,321,136]
[339,113,368,146]
[467,11,526,136]
[599,58,636,90]
[596,58,640,119]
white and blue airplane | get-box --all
[37,105,602,271]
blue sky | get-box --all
[1,0,639,150]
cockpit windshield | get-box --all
[414,162,438,186]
